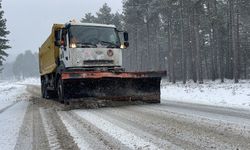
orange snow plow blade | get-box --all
[61,71,166,103]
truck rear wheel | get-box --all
[41,79,50,99]
[41,80,45,98]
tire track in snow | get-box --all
[40,108,62,150]
[74,110,164,150]
[0,101,19,114]
[58,111,128,150]
[119,106,250,149]
[58,112,93,150]
[91,110,185,150]
[16,97,79,150]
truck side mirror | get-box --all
[124,32,129,41]
[124,42,129,48]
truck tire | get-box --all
[41,80,45,98]
[57,79,68,104]
[42,81,51,99]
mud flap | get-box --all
[62,77,161,103]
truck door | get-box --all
[60,29,71,68]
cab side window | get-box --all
[55,30,60,41]
[61,29,67,46]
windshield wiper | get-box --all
[76,42,97,48]
[99,41,119,48]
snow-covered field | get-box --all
[161,79,250,110]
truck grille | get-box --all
[84,60,114,65]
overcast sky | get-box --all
[2,0,123,62]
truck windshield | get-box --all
[69,25,121,48]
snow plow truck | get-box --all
[39,21,166,104]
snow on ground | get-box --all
[0,101,29,150]
[0,81,26,110]
[161,79,250,110]
[0,78,38,150]
[0,78,39,110]
[16,78,40,85]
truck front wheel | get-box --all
[57,79,68,104]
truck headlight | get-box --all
[120,44,126,49]
[70,43,77,48]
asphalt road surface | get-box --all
[11,85,250,150]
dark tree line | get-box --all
[81,1,250,83]
[122,0,250,83]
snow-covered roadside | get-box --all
[16,78,40,85]
[0,101,29,150]
[0,81,26,110]
[161,79,250,110]
[0,78,39,149]
[0,78,39,110]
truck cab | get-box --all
[55,22,129,72]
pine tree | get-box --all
[112,12,123,30]
[81,3,123,30]
[96,3,113,24]
[0,0,10,72]
[81,13,96,23]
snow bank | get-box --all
[161,80,250,110]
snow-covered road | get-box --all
[0,79,250,150]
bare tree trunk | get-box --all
[192,8,197,83]
[180,0,187,84]
[187,14,195,81]
[208,1,216,81]
[230,0,239,83]
[194,7,203,84]
[218,29,225,83]
[228,0,234,79]
[146,22,150,71]
[243,48,247,79]
[135,24,138,71]
[213,0,219,79]
[234,0,240,83]
[168,17,175,83]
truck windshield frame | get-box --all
[69,25,121,48]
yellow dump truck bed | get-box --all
[39,24,64,76]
